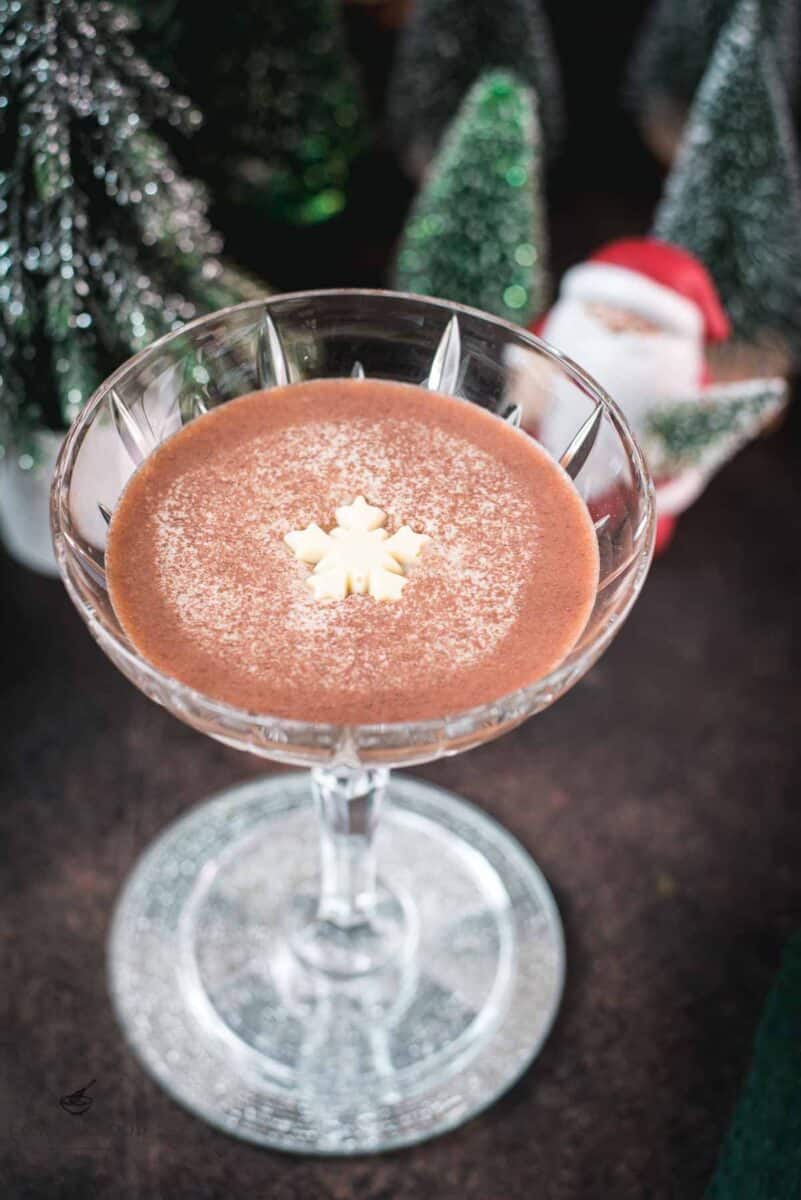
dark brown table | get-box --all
[3,397,801,1198]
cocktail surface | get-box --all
[107,379,599,724]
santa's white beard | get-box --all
[537,297,704,502]
[543,297,703,430]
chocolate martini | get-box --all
[107,378,599,724]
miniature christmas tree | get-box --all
[652,0,801,354]
[643,379,786,478]
[705,932,801,1200]
[387,0,563,178]
[125,0,369,226]
[393,72,548,326]
[0,0,265,455]
[628,0,799,161]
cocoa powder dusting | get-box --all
[107,379,599,724]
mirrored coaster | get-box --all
[109,773,564,1154]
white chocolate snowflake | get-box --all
[284,496,430,601]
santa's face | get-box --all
[541,296,705,435]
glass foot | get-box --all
[108,774,564,1154]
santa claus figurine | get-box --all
[535,237,733,553]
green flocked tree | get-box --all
[705,933,801,1200]
[628,0,799,157]
[643,379,786,479]
[652,0,801,353]
[387,0,562,176]
[125,0,368,225]
[0,0,265,455]
[394,72,548,326]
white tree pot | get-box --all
[0,429,65,576]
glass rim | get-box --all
[51,288,656,748]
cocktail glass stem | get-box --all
[314,765,385,929]
[290,766,413,978]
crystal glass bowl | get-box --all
[52,290,654,1154]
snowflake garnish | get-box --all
[284,496,430,601]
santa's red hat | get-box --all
[560,238,730,343]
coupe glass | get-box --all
[51,290,654,1154]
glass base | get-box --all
[108,773,564,1154]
